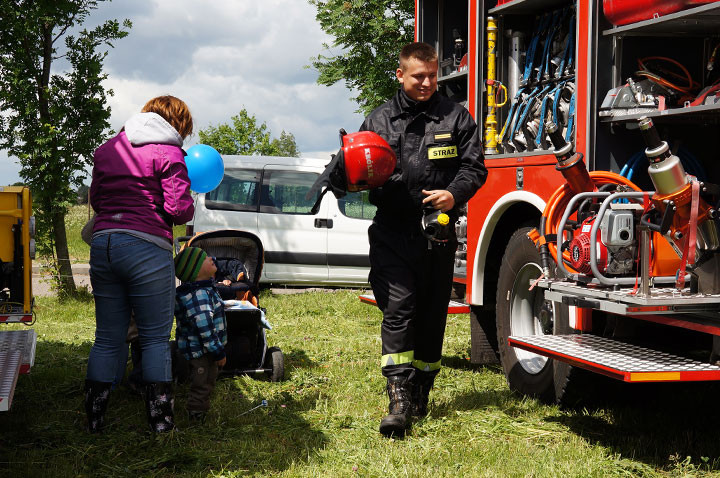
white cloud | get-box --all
[2,0,368,184]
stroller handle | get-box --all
[173,235,193,255]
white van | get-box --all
[190,155,375,286]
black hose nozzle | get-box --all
[638,116,670,162]
[545,122,566,149]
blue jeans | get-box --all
[87,233,175,383]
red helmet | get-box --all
[341,131,396,192]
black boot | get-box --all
[410,372,436,418]
[145,382,175,433]
[84,379,112,433]
[379,376,412,438]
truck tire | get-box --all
[470,305,499,364]
[496,227,575,403]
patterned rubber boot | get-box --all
[379,376,412,438]
[410,372,436,418]
[145,382,175,433]
[84,380,112,433]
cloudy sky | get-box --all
[0,0,366,184]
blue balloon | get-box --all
[185,144,225,193]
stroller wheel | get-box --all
[264,346,284,382]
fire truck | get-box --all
[0,186,36,411]
[414,0,720,402]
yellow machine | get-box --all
[0,186,36,412]
[0,186,34,319]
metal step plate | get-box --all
[509,334,720,382]
[0,351,22,412]
[538,279,720,315]
[0,329,37,374]
[359,294,471,314]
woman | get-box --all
[85,95,195,433]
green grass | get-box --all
[61,205,188,263]
[3,292,720,477]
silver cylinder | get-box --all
[648,154,688,196]
[508,32,524,99]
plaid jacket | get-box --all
[175,280,227,361]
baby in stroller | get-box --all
[213,257,258,306]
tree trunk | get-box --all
[52,208,76,295]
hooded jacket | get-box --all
[90,112,194,241]
[360,89,487,228]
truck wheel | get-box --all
[496,227,573,403]
[264,347,284,382]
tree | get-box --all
[0,1,131,296]
[272,131,300,157]
[198,109,301,157]
[309,0,414,115]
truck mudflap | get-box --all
[0,329,37,411]
[509,334,720,382]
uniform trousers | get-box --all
[368,220,456,379]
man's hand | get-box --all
[217,357,227,368]
[422,189,455,212]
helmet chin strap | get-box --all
[306,147,348,215]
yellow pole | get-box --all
[484,16,499,154]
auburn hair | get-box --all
[141,95,194,139]
[399,42,438,70]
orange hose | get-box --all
[543,171,641,267]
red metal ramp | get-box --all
[359,294,470,314]
[509,334,720,382]
[0,329,37,411]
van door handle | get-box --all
[314,218,333,229]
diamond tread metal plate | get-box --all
[509,334,720,382]
[0,351,22,412]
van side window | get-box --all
[205,169,260,212]
[338,191,377,220]
[261,170,319,215]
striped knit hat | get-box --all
[174,246,207,282]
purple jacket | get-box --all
[90,112,194,241]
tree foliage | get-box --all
[198,109,301,157]
[309,0,414,115]
[0,0,130,295]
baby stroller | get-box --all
[174,229,284,382]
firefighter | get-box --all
[359,42,487,437]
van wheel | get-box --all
[265,347,284,382]
[496,227,576,403]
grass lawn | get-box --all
[3,291,720,477]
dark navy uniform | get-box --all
[360,89,487,379]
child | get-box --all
[174,246,227,422]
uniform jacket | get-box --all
[175,280,227,361]
[90,112,194,241]
[360,89,487,227]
